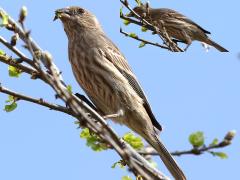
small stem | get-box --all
[139,142,231,157]
[0,84,72,115]
[0,35,35,67]
[120,28,170,50]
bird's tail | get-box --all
[146,134,186,180]
[205,38,228,52]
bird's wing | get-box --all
[99,35,162,131]
[153,8,211,34]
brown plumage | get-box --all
[55,6,186,180]
[129,5,228,52]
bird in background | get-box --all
[128,4,228,52]
[54,6,186,180]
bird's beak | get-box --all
[53,8,70,21]
[53,13,59,21]
[53,14,58,21]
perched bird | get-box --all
[54,6,186,180]
[128,4,228,52]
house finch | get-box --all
[128,4,228,52]
[54,6,186,180]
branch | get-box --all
[0,7,170,180]
[0,8,63,81]
[0,35,34,66]
[120,0,183,52]
[0,54,48,83]
[120,28,170,50]
[0,54,36,76]
[0,84,72,115]
[139,131,235,157]
[120,0,152,26]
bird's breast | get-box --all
[68,40,132,113]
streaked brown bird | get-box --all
[128,4,228,52]
[54,6,186,180]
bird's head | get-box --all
[54,6,101,33]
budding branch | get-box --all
[0,5,234,180]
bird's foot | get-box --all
[172,39,185,45]
[103,109,124,119]
[184,44,190,52]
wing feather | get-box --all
[100,35,162,131]
[152,8,211,34]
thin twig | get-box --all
[0,84,72,115]
[120,0,152,26]
[120,28,170,50]
[121,14,154,31]
[139,139,233,157]
[0,54,36,76]
[0,35,35,66]
[0,54,50,84]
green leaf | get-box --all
[135,0,142,6]
[8,65,22,77]
[80,128,108,152]
[111,160,125,169]
[80,128,91,138]
[4,95,17,112]
[211,152,228,159]
[0,49,5,55]
[129,33,137,38]
[210,138,219,146]
[123,20,130,26]
[138,42,146,48]
[123,132,144,150]
[5,95,14,103]
[120,6,123,16]
[4,102,17,112]
[86,136,99,148]
[0,11,9,27]
[122,176,132,180]
[189,131,204,147]
[66,85,72,93]
[141,26,148,32]
[111,161,119,169]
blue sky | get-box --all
[0,0,239,179]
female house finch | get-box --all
[128,5,228,52]
[54,6,186,180]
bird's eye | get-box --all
[77,8,85,14]
[72,8,85,15]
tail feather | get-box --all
[146,134,186,180]
[205,38,228,52]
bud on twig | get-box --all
[19,6,27,23]
[146,2,150,16]
[224,130,236,141]
[10,33,19,46]
[219,130,236,147]
[42,51,53,68]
